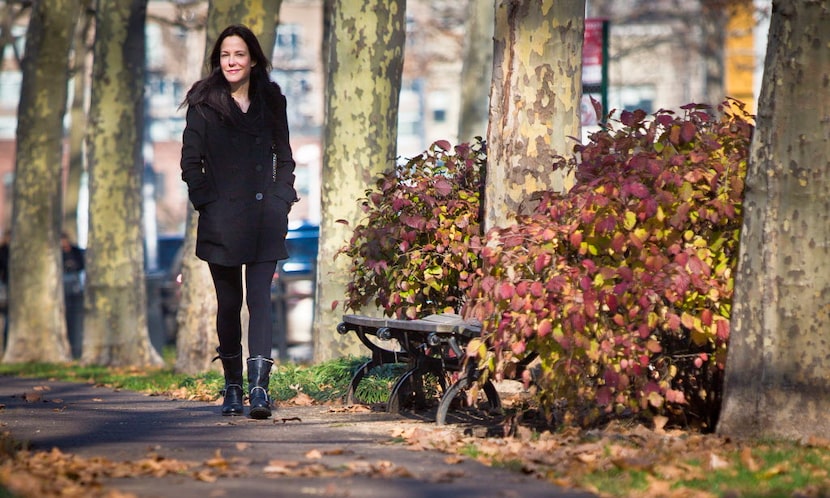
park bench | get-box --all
[336,313,501,425]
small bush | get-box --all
[464,100,753,429]
[339,139,486,318]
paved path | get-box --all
[0,376,595,498]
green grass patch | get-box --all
[0,355,400,406]
[573,439,830,498]
[583,467,650,496]
[674,443,830,497]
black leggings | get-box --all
[209,260,277,359]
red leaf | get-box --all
[716,317,729,340]
[596,215,617,234]
[499,282,514,300]
[680,121,696,143]
[434,139,451,151]
[434,178,453,197]
[596,386,612,406]
[666,312,681,331]
[511,341,526,355]
[400,214,424,229]
[624,182,649,199]
[534,253,549,273]
[537,318,552,337]
[701,309,713,326]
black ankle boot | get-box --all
[213,348,244,416]
[247,356,274,419]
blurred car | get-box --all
[271,222,319,358]
[152,223,319,351]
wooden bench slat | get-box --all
[342,313,481,335]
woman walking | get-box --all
[180,24,297,419]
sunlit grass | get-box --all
[672,443,830,497]
[0,353,398,405]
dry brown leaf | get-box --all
[288,392,315,406]
[193,469,217,482]
[761,463,789,478]
[804,436,830,449]
[276,417,302,424]
[23,392,42,403]
[653,415,668,433]
[344,460,373,474]
[329,404,372,413]
[235,442,251,451]
[708,452,730,470]
[739,446,759,472]
[443,455,464,464]
[305,449,323,460]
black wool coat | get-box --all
[180,85,297,266]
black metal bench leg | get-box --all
[387,367,421,414]
[346,358,376,405]
[435,373,501,425]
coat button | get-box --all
[255,164,263,172]
[255,193,263,201]
[255,137,262,144]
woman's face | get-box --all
[219,35,255,90]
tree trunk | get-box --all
[2,0,81,363]
[700,0,727,106]
[64,2,95,241]
[457,0,494,144]
[483,0,585,231]
[313,0,406,362]
[717,0,830,440]
[84,0,162,367]
[174,0,283,375]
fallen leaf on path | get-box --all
[23,392,42,403]
[328,404,372,413]
[275,417,302,424]
[288,392,315,406]
[263,459,300,474]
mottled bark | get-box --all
[717,0,830,440]
[2,0,81,363]
[313,0,406,362]
[84,0,162,367]
[457,0,494,143]
[484,0,585,231]
[175,0,283,374]
[64,3,94,238]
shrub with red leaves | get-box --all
[464,100,753,429]
[339,139,486,319]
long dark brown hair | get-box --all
[181,24,281,123]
